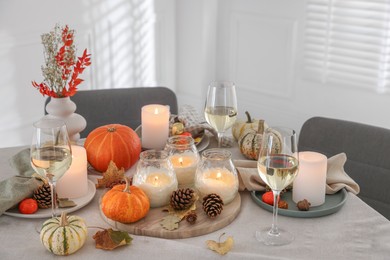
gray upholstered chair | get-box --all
[45,87,178,138]
[298,117,390,220]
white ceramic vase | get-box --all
[44,97,86,142]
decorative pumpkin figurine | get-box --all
[84,124,141,172]
[232,111,268,141]
[101,177,150,223]
[40,211,88,255]
[238,121,282,160]
[238,120,266,160]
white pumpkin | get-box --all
[40,211,88,255]
[238,121,282,160]
[238,120,266,160]
[232,111,268,141]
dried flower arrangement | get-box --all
[32,24,91,97]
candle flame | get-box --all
[154,108,159,114]
[179,157,183,166]
[152,176,159,186]
[216,172,222,180]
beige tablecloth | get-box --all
[1,144,390,260]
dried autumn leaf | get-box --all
[160,215,181,231]
[165,196,198,220]
[206,233,234,255]
[96,161,125,189]
[93,228,132,250]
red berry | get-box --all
[180,132,192,137]
[261,191,274,205]
[18,198,38,214]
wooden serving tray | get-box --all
[99,193,241,239]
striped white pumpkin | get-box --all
[232,111,267,141]
[40,211,88,255]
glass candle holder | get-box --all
[165,135,199,187]
[195,148,239,204]
[133,150,178,208]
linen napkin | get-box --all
[0,148,42,216]
[234,153,360,195]
[170,105,234,147]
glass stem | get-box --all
[217,132,223,148]
[49,180,58,218]
[270,190,281,235]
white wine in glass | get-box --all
[256,127,299,246]
[204,81,237,147]
[30,119,72,219]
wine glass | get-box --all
[204,81,238,147]
[256,127,299,246]
[30,118,72,218]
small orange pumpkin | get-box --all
[84,124,141,172]
[101,178,150,223]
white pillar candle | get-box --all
[170,152,198,186]
[195,167,238,204]
[141,104,170,149]
[292,151,327,206]
[133,169,178,208]
[57,145,88,199]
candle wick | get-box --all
[153,176,159,185]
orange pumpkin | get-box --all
[101,178,150,223]
[84,124,141,172]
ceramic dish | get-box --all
[4,180,96,219]
[250,189,348,218]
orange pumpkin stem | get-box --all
[123,177,131,194]
[59,211,69,227]
[107,127,117,132]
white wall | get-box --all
[1,0,389,148]
[176,0,390,136]
[0,0,175,148]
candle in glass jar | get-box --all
[57,145,88,199]
[141,104,170,149]
[292,151,327,206]
[134,169,178,208]
[170,152,198,186]
[196,167,238,204]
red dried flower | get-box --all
[32,24,91,98]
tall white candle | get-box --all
[57,145,88,199]
[170,152,198,186]
[292,151,327,206]
[133,169,178,208]
[195,167,238,204]
[141,104,170,149]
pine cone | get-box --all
[202,193,224,218]
[33,183,53,209]
[186,211,197,224]
[170,188,195,210]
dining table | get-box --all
[1,136,390,260]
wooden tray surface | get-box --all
[99,193,241,239]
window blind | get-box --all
[304,0,390,92]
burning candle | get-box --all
[195,167,238,204]
[133,170,178,208]
[133,150,178,208]
[141,104,170,149]
[292,151,327,206]
[57,145,88,199]
[170,152,198,187]
[166,135,200,187]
